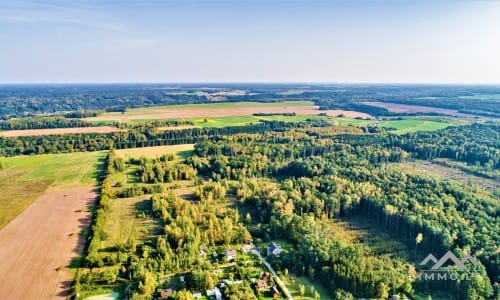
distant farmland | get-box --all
[0,126,119,137]
[362,101,477,117]
[84,101,372,122]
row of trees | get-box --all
[0,121,305,156]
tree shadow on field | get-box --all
[56,280,73,297]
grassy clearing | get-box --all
[101,196,155,249]
[280,274,332,300]
[391,161,499,196]
[102,101,314,117]
[2,151,106,190]
[115,144,194,160]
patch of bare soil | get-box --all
[362,102,477,117]
[0,188,96,299]
[323,109,373,119]
[0,126,118,137]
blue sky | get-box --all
[1,0,499,83]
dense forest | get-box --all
[72,121,499,300]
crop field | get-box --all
[0,126,118,137]
[0,170,52,229]
[0,151,105,298]
[2,151,106,190]
[115,144,194,160]
[83,101,372,122]
[0,188,96,299]
[106,100,314,115]
[362,101,477,117]
[0,151,105,229]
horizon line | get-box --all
[1,81,500,86]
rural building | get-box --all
[267,242,282,257]
[206,287,222,300]
[256,280,267,290]
[225,249,237,261]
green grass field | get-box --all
[382,119,454,134]
[102,101,314,117]
[332,117,376,126]
[331,117,455,134]
[0,151,105,229]
[2,151,106,190]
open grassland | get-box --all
[0,188,96,299]
[0,126,118,137]
[115,144,194,160]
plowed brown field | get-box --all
[0,188,96,299]
[0,126,118,137]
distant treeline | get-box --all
[0,116,197,131]
[0,120,323,156]
[65,111,101,118]
[1,84,499,119]
[0,117,95,130]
